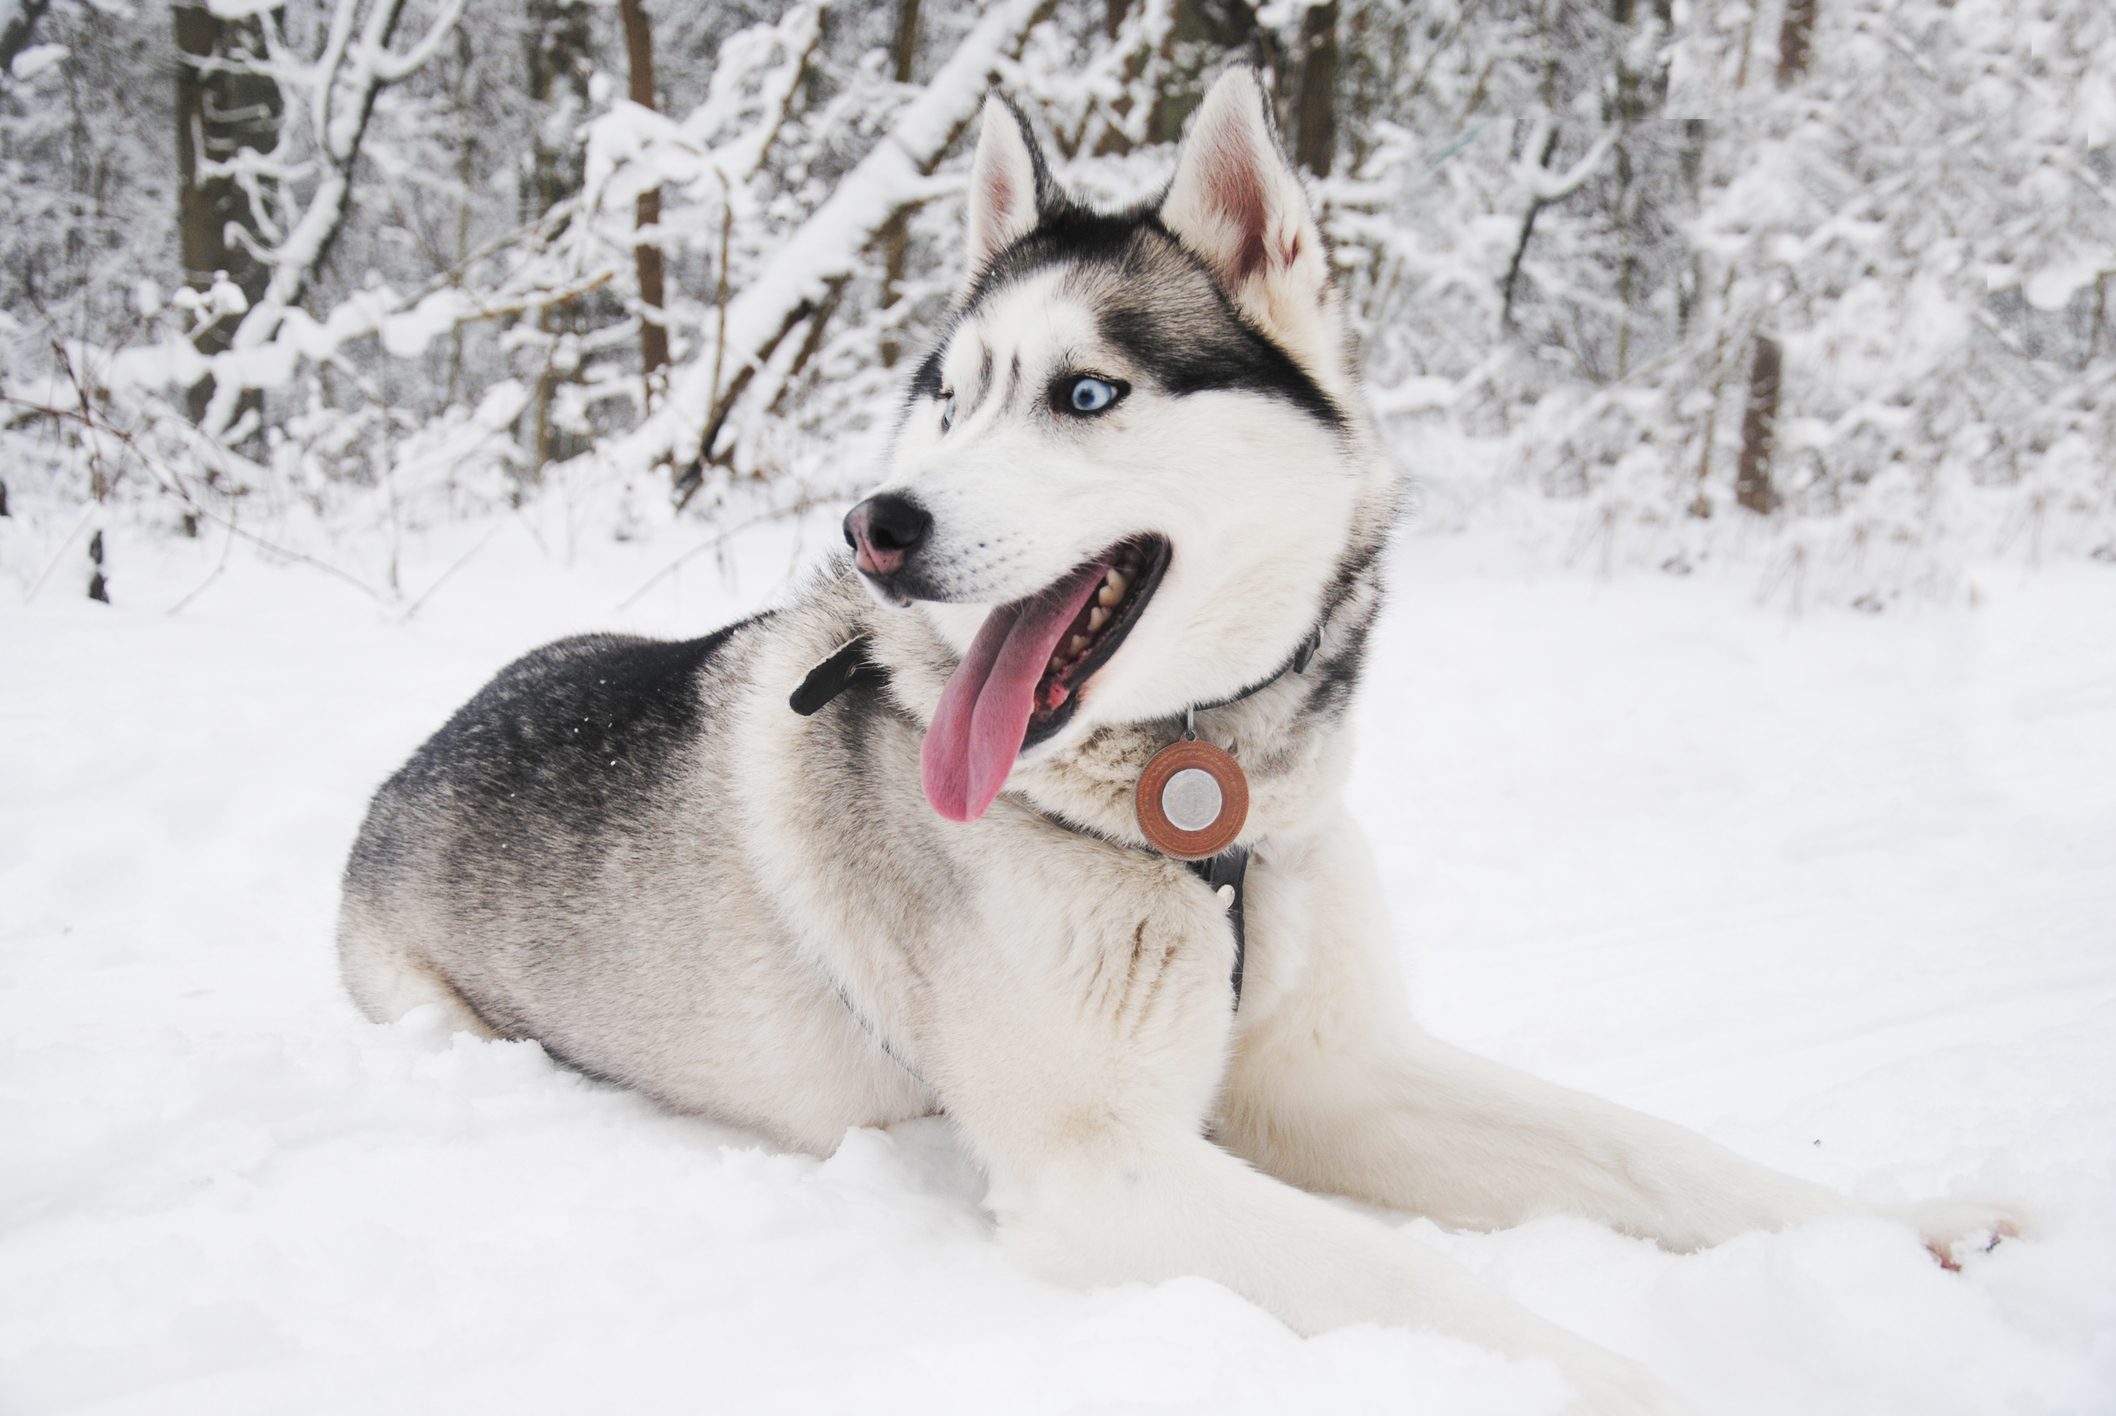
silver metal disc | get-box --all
[1160,767,1224,832]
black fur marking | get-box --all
[823,653,893,782]
[942,200,1343,431]
[1097,294,1343,430]
[376,617,765,853]
[1304,617,1371,720]
[1294,541,1384,720]
[958,201,1155,309]
[995,92,1056,209]
[907,345,946,406]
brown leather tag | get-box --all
[1134,738,1249,860]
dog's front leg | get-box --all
[921,855,1693,1414]
[1219,813,2019,1260]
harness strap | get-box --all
[1185,846,1251,1007]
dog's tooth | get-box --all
[1096,583,1121,607]
[1069,634,1089,654]
[1088,607,1109,632]
[1105,569,1129,597]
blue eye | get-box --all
[940,391,956,432]
[1061,376,1126,415]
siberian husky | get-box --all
[340,69,2015,1412]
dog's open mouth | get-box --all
[920,535,1171,822]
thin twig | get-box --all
[20,499,97,606]
[615,494,834,610]
[398,522,506,622]
[166,504,242,616]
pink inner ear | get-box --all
[985,170,1014,232]
[1202,129,1272,284]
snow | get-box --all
[8,42,66,81]
[3,516,2114,1415]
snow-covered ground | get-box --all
[4,512,2114,1415]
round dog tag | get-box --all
[1135,737,1248,860]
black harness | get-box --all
[791,630,1320,1010]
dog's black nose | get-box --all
[844,493,932,579]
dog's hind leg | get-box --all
[1218,813,2017,1259]
[337,901,495,1038]
[926,865,1692,1415]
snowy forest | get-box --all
[8,6,2116,1413]
[2,0,2110,608]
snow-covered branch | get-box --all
[1509,118,1619,203]
[367,0,463,84]
[577,0,1056,485]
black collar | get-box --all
[789,627,1318,721]
[789,627,1323,1011]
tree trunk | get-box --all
[1088,0,1144,158]
[1147,0,1258,145]
[1735,333,1783,515]
[524,0,592,224]
[1289,0,1338,177]
[524,0,594,474]
[1608,0,1672,380]
[173,2,280,427]
[1675,117,1707,335]
[1745,0,1802,512]
[877,0,921,367]
[1776,0,1817,86]
[617,0,668,406]
[889,0,921,89]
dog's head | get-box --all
[847,68,1388,822]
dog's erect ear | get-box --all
[1159,68,1330,336]
[965,94,1049,279]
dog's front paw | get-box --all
[1890,1197,2025,1270]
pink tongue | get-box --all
[921,567,1105,822]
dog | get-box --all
[339,69,2015,1412]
